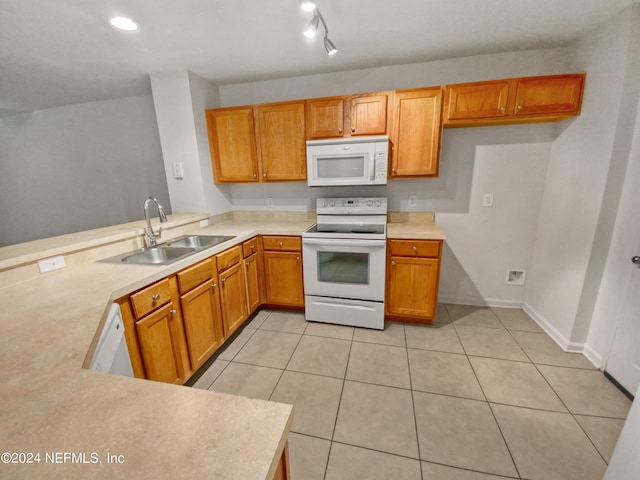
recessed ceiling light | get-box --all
[110,16,138,31]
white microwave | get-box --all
[306,136,389,186]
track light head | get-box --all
[299,0,317,12]
[303,13,319,38]
[323,36,338,55]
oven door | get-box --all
[302,237,386,301]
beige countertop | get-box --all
[0,211,444,479]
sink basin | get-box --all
[165,235,235,249]
[120,246,197,265]
[99,234,236,266]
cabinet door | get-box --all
[306,97,345,139]
[206,107,259,183]
[387,256,439,319]
[255,101,307,181]
[244,253,262,315]
[444,81,511,121]
[135,303,187,384]
[219,262,249,337]
[514,74,584,116]
[346,95,388,136]
[390,88,443,177]
[180,281,224,371]
[263,251,304,307]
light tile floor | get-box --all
[189,304,632,480]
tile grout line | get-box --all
[403,321,424,479]
[322,326,354,480]
[450,305,522,479]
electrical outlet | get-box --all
[199,219,209,228]
[408,195,417,208]
[173,162,184,179]
[38,255,66,273]
[482,193,494,207]
[267,197,273,207]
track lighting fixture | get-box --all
[299,3,338,56]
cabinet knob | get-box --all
[517,105,523,110]
[500,106,506,112]
[252,173,257,178]
[263,173,267,178]
[391,168,397,174]
[296,256,300,261]
[391,260,396,266]
[412,246,417,252]
[245,262,249,268]
[221,277,226,284]
[250,245,255,251]
[279,241,283,247]
[338,128,343,134]
[211,283,217,289]
[152,294,160,301]
[169,309,176,315]
[351,127,356,133]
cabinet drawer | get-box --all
[217,245,242,272]
[130,278,173,320]
[262,235,301,252]
[389,239,440,258]
[243,237,259,258]
[177,258,213,294]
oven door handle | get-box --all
[302,238,387,248]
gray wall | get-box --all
[0,95,170,246]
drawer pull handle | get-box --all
[279,241,283,247]
[250,245,255,250]
[412,246,417,252]
[152,294,161,301]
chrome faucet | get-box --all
[143,196,168,248]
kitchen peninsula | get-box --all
[0,210,445,479]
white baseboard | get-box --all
[438,296,524,309]
[523,302,598,368]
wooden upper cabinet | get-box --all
[346,94,388,136]
[513,75,584,116]
[389,87,443,178]
[443,73,585,127]
[206,107,259,183]
[255,101,307,181]
[306,93,388,139]
[445,81,511,121]
[306,97,344,138]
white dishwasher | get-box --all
[89,303,133,377]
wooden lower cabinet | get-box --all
[180,280,224,371]
[135,301,190,384]
[244,252,262,315]
[272,443,291,480]
[386,239,442,324]
[262,236,304,307]
[219,261,249,337]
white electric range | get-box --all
[302,197,387,330]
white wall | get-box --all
[524,6,637,352]
[150,71,232,216]
[586,7,640,366]
[0,95,169,246]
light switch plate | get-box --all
[173,162,184,179]
[38,255,66,273]
[482,193,494,207]
[408,195,417,208]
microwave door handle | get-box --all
[303,238,387,248]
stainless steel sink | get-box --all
[120,246,197,265]
[165,235,235,249]
[99,234,236,266]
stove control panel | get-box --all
[316,197,387,215]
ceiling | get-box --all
[0,0,637,117]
